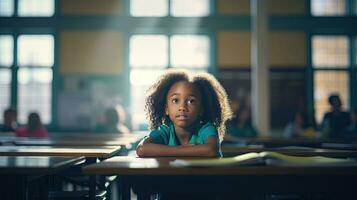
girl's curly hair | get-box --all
[145,69,232,142]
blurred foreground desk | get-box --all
[0,145,121,159]
[0,156,84,200]
[13,133,145,147]
[83,156,357,200]
[222,145,357,157]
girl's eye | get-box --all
[187,99,195,104]
[171,99,178,104]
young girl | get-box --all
[136,69,232,157]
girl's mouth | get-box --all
[176,115,188,120]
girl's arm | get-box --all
[136,137,218,157]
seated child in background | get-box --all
[283,111,316,138]
[1,108,17,132]
[225,105,258,138]
[16,112,48,137]
[96,105,130,134]
[320,94,351,138]
[136,69,232,157]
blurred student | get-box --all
[320,94,351,139]
[96,106,130,134]
[16,112,48,137]
[226,105,258,138]
[1,108,17,132]
[283,111,316,138]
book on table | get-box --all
[170,151,357,167]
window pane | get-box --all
[130,69,164,130]
[18,0,54,17]
[170,35,209,68]
[18,35,54,67]
[0,35,13,67]
[0,0,14,16]
[18,68,52,124]
[0,69,11,123]
[314,71,349,123]
[171,0,209,17]
[130,35,168,68]
[311,0,346,16]
[312,36,348,68]
[131,0,168,16]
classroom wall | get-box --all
[217,31,306,68]
[217,0,306,15]
[61,0,123,15]
[60,31,124,75]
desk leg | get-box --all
[118,176,131,200]
[86,157,98,200]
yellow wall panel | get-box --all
[217,0,250,15]
[269,32,306,67]
[217,0,306,15]
[217,31,251,68]
[60,31,123,75]
[61,0,122,15]
[268,0,306,15]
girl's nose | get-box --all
[178,103,188,111]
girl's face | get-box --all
[165,81,202,130]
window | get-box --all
[0,35,13,123]
[312,36,349,123]
[130,0,168,16]
[312,36,349,68]
[0,70,11,123]
[171,0,210,17]
[129,34,210,129]
[314,71,349,123]
[0,35,13,67]
[0,0,14,16]
[17,35,54,124]
[0,0,54,17]
[311,0,346,16]
[18,0,54,17]
[130,0,210,17]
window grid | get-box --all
[311,0,346,16]
[18,68,52,124]
[0,0,14,17]
[0,35,14,67]
[312,36,349,68]
[129,34,210,130]
[130,0,210,17]
[0,69,11,123]
[314,71,349,123]
[18,0,55,17]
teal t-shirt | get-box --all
[148,122,221,157]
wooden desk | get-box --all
[224,136,340,148]
[0,145,121,158]
[83,156,357,200]
[11,133,145,147]
[0,156,84,200]
[221,145,357,158]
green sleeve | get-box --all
[198,123,219,142]
[149,125,170,144]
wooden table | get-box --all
[221,145,357,158]
[223,136,340,148]
[0,156,84,200]
[11,133,145,147]
[0,145,122,158]
[83,156,357,200]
